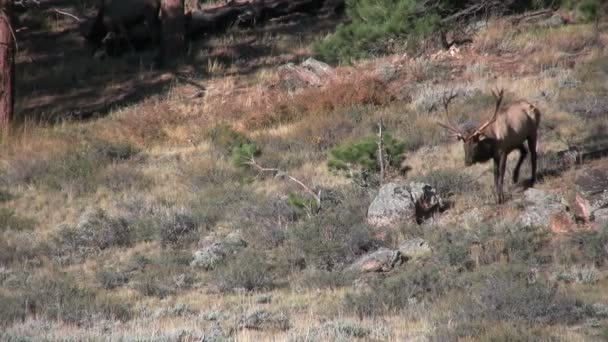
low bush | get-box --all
[239,196,297,249]
[213,249,275,292]
[1,271,132,324]
[158,207,198,247]
[288,188,377,271]
[343,261,458,317]
[52,209,132,262]
[130,250,195,298]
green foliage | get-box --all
[208,123,250,154]
[327,133,406,176]
[231,143,260,169]
[288,192,320,217]
[314,0,441,63]
[563,0,602,22]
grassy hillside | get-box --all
[1,2,608,341]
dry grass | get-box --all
[2,10,608,342]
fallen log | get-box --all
[186,0,342,38]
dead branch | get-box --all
[245,156,322,213]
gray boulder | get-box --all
[517,188,570,228]
[399,238,432,261]
[191,231,247,270]
[367,182,444,228]
[348,248,402,273]
[278,58,335,92]
[574,166,608,224]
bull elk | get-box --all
[438,89,541,203]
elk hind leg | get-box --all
[528,136,538,184]
[512,144,528,184]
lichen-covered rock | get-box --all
[191,231,247,270]
[277,58,335,92]
[348,248,402,273]
[575,166,608,224]
[367,182,444,229]
[517,188,570,228]
[398,238,432,261]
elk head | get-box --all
[437,88,504,166]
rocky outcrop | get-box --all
[367,182,444,230]
[348,248,403,273]
[191,231,247,270]
[574,166,608,224]
[277,58,335,92]
[517,188,571,230]
[399,238,432,261]
[348,238,431,273]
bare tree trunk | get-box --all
[0,0,14,130]
[160,0,185,66]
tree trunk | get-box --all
[0,0,14,129]
[160,0,185,66]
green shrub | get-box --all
[314,0,440,63]
[563,0,602,22]
[231,143,260,169]
[207,123,250,154]
[327,133,406,177]
[315,0,556,63]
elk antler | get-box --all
[468,88,504,139]
[437,89,464,140]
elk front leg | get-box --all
[497,153,507,204]
[493,156,500,203]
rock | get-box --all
[191,231,247,270]
[191,243,226,270]
[398,238,432,261]
[575,166,608,224]
[238,310,290,331]
[517,188,570,229]
[367,182,444,229]
[540,14,566,28]
[277,58,335,92]
[301,57,334,78]
[348,248,402,273]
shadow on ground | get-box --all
[14,1,339,123]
